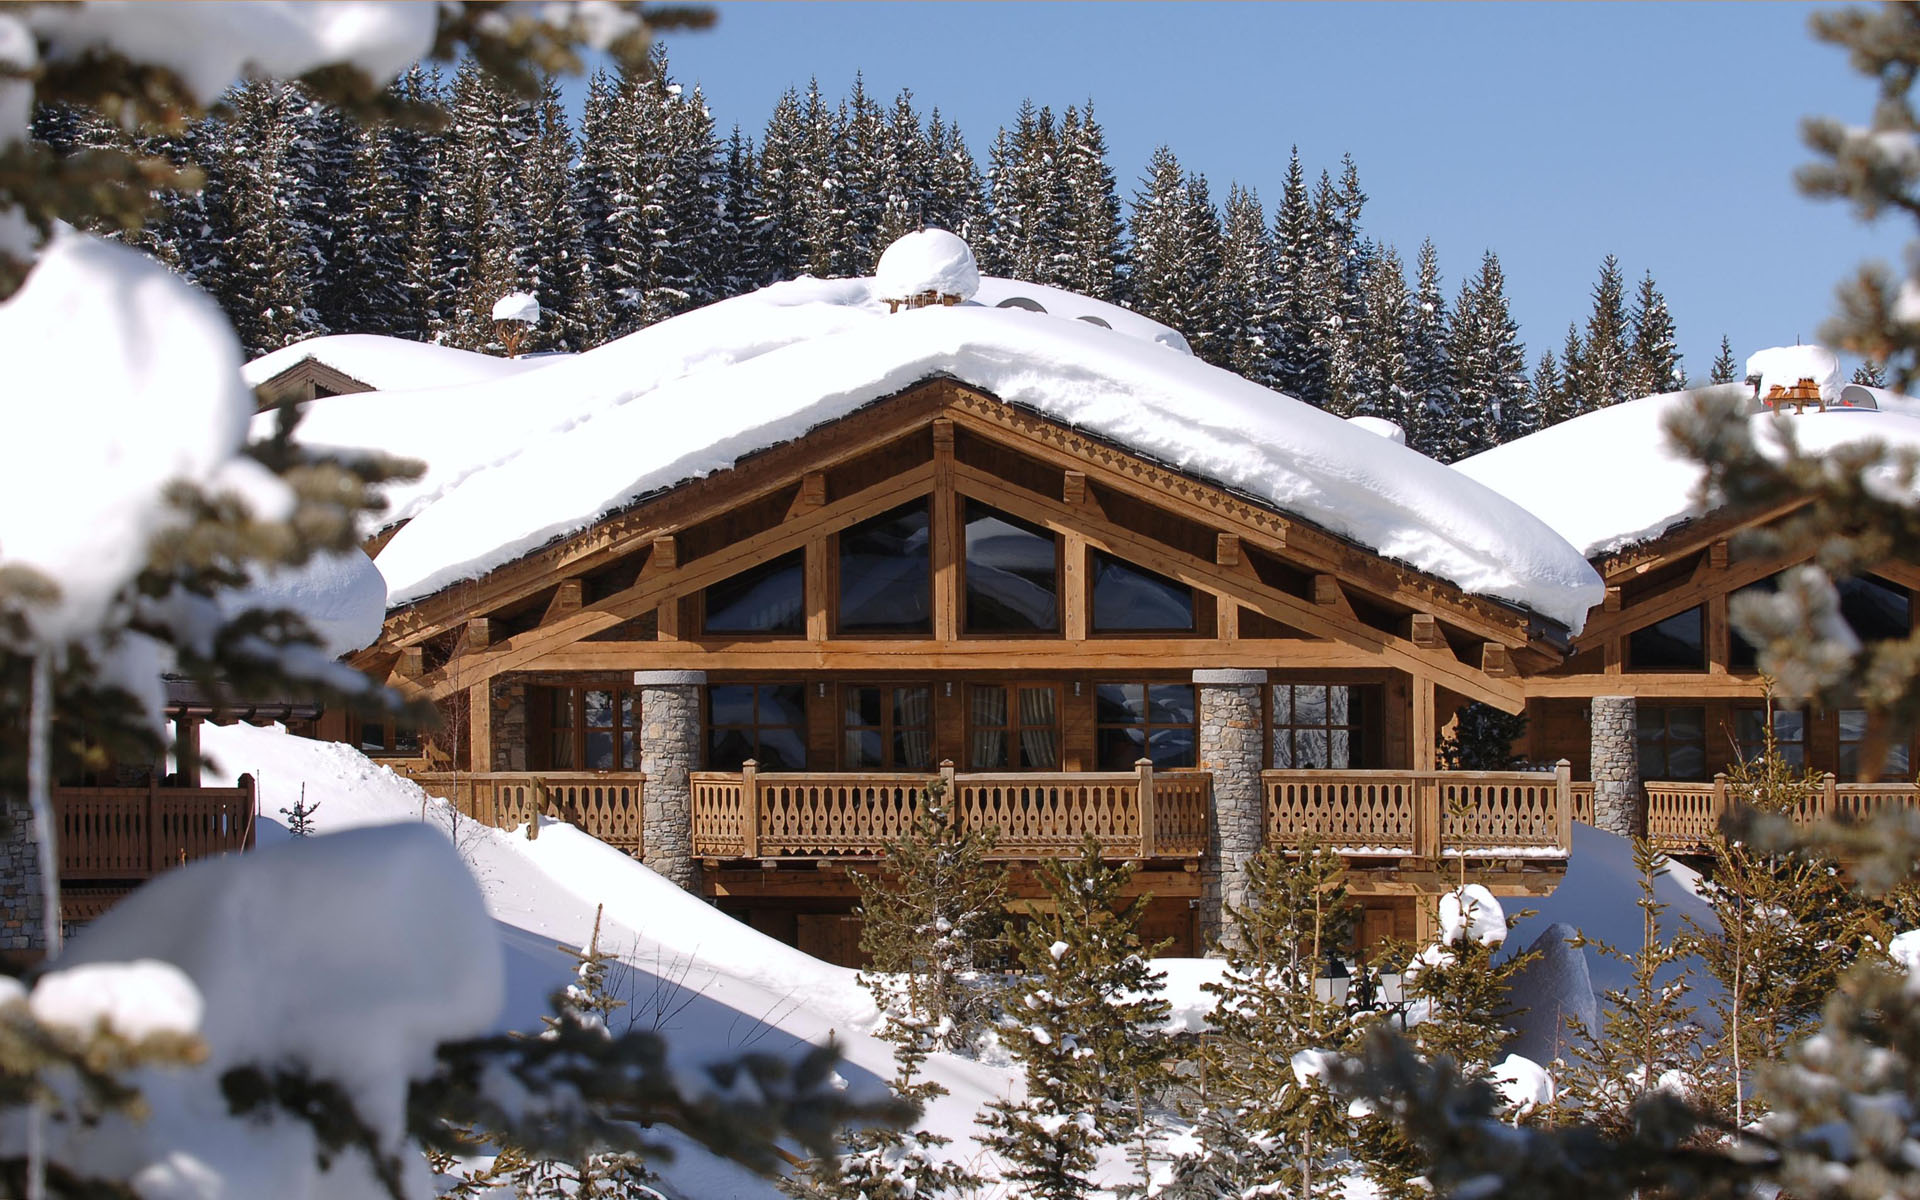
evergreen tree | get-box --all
[750,87,810,285]
[1525,350,1567,433]
[1626,270,1684,396]
[836,74,890,274]
[517,76,595,351]
[279,785,320,837]
[796,78,846,278]
[1216,182,1276,381]
[983,99,1063,283]
[1545,323,1585,427]
[1056,102,1125,300]
[713,126,761,300]
[1572,254,1632,413]
[872,89,932,254]
[1709,333,1741,384]
[924,110,988,247]
[981,841,1171,1200]
[1444,251,1528,459]
[221,79,323,353]
[1168,843,1356,1200]
[1357,244,1416,426]
[1404,240,1457,456]
[1854,357,1889,386]
[852,776,1008,1050]
[441,57,536,349]
[1268,148,1323,402]
[1311,159,1371,415]
[1561,841,1705,1136]
[1128,147,1224,364]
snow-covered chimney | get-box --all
[1746,344,1840,412]
[874,229,980,313]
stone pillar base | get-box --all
[1196,669,1267,955]
[1590,695,1644,838]
[636,670,705,892]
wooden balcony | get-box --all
[1646,775,1920,854]
[401,770,645,856]
[53,775,257,881]
[1264,764,1573,860]
[690,759,1209,861]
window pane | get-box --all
[1667,706,1705,741]
[1729,577,1778,671]
[758,684,808,728]
[1090,551,1195,632]
[1636,743,1665,782]
[1888,744,1911,777]
[709,684,756,726]
[1840,708,1870,742]
[1272,685,1292,725]
[359,723,387,753]
[971,729,1008,770]
[551,733,576,770]
[1734,709,1767,747]
[1147,728,1197,769]
[839,502,931,634]
[1018,727,1060,769]
[551,688,576,728]
[395,727,422,755]
[1272,734,1294,769]
[621,730,636,770]
[1330,729,1352,769]
[1098,727,1147,771]
[1096,683,1143,724]
[1296,686,1327,724]
[1297,729,1330,770]
[1773,710,1805,743]
[894,686,933,729]
[1840,575,1910,642]
[757,727,807,771]
[585,731,614,770]
[1629,606,1705,671]
[1148,684,1195,725]
[704,551,806,635]
[709,728,753,771]
[585,690,613,727]
[1329,686,1350,724]
[845,730,884,769]
[845,686,882,728]
[971,684,1008,728]
[1636,709,1669,744]
[1668,742,1707,781]
[1019,686,1057,726]
[964,502,1059,633]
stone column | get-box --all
[1590,695,1644,838]
[1196,668,1267,954]
[635,670,705,892]
[0,798,46,955]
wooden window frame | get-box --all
[536,685,640,771]
[839,682,938,771]
[1839,707,1914,781]
[959,499,1064,639]
[1093,679,1199,771]
[831,496,935,639]
[1269,682,1377,770]
[964,681,1065,771]
[705,682,809,771]
[1731,704,1807,770]
[357,714,423,760]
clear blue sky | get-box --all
[613,2,1891,379]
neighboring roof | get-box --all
[242,333,565,394]
[1454,385,1920,560]
[330,269,1602,630]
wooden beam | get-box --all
[1063,470,1087,505]
[1216,532,1241,567]
[1313,574,1355,619]
[1524,671,1777,699]
[1216,599,1239,642]
[1481,643,1515,678]
[1412,676,1436,771]
[404,462,937,700]
[657,598,682,641]
[805,537,829,642]
[1063,531,1087,640]
[932,419,958,642]
[469,682,494,773]
[1577,548,1815,647]
[542,579,583,623]
[456,618,492,657]
[1408,614,1444,650]
[648,535,679,573]
[527,638,1439,673]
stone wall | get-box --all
[1196,668,1266,954]
[491,680,525,772]
[636,670,703,891]
[0,800,44,953]
[1590,695,1644,837]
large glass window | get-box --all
[1733,706,1806,770]
[843,684,935,770]
[1090,552,1195,633]
[1731,573,1909,670]
[358,716,422,758]
[704,551,805,636]
[537,687,640,770]
[1272,684,1366,769]
[1095,682,1197,770]
[707,683,808,770]
[963,501,1059,634]
[838,501,931,634]
[1637,705,1707,781]
[967,684,1061,770]
[1628,606,1705,671]
[1840,708,1912,780]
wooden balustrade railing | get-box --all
[690,760,1209,860]
[1569,782,1595,826]
[1643,774,1920,853]
[54,776,256,880]
[405,771,645,855]
[1263,762,1573,858]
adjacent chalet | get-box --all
[1458,345,1920,855]
[317,232,1601,961]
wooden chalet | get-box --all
[1458,372,1920,856]
[339,266,1598,964]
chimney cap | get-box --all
[875,229,979,307]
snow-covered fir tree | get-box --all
[1355,244,1416,424]
[1626,269,1684,395]
[1128,146,1224,365]
[1404,239,1457,456]
[750,86,810,286]
[1269,148,1324,403]
[924,109,989,246]
[796,78,846,278]
[712,126,761,300]
[1546,322,1585,427]
[872,89,933,253]
[1854,357,1889,386]
[1525,349,1567,435]
[983,99,1064,283]
[836,74,890,274]
[1443,250,1528,459]
[1572,253,1633,413]
[1216,182,1277,381]
[1709,333,1741,384]
[1056,102,1125,300]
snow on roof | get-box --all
[970,276,1193,354]
[874,228,979,301]
[1345,415,1407,445]
[354,277,1603,629]
[1748,344,1840,401]
[221,549,388,659]
[490,291,541,325]
[242,333,564,394]
[1454,384,1920,559]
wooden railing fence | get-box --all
[691,759,1206,860]
[1644,774,1920,853]
[404,771,645,856]
[54,776,256,880]
[1263,761,1572,858]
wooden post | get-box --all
[939,759,959,828]
[1411,677,1436,772]
[1136,757,1158,859]
[741,759,761,858]
[806,537,829,641]
[146,772,161,877]
[1554,759,1572,854]
[1711,772,1728,837]
[932,419,958,642]
[469,682,495,774]
[174,715,201,788]
[1415,772,1442,860]
[1063,532,1087,640]
[240,773,257,851]
[1823,771,1839,821]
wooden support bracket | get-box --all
[789,471,827,516]
[1481,642,1515,678]
[1603,586,1622,613]
[543,579,583,623]
[1408,613,1445,650]
[648,535,679,573]
[1063,470,1088,505]
[1215,531,1241,567]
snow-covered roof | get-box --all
[329,266,1602,630]
[970,276,1192,353]
[221,549,388,659]
[874,228,979,302]
[242,333,563,394]
[490,292,541,325]
[1454,384,1920,560]
[1748,344,1840,402]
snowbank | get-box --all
[364,287,1603,629]
[243,331,563,394]
[1455,385,1920,558]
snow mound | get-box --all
[874,228,979,302]
[54,823,501,1196]
[243,332,562,394]
[1346,415,1407,445]
[1492,1053,1554,1118]
[0,232,264,645]
[971,275,1192,353]
[362,291,1603,629]
[1440,884,1506,947]
[29,959,202,1041]
[1749,344,1840,402]
[221,548,387,658]
[1455,386,1920,558]
[492,291,541,325]
[1891,929,1920,991]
